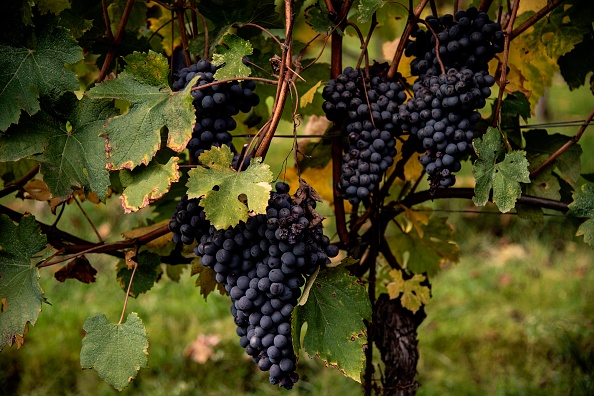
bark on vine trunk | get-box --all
[373,293,426,396]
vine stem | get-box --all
[530,107,594,178]
[97,0,136,83]
[491,0,521,127]
[387,0,429,80]
[118,245,139,325]
[190,77,278,92]
[73,196,103,243]
[0,164,40,199]
[175,0,192,66]
[510,0,565,40]
[478,0,495,12]
[238,23,283,48]
[418,20,446,74]
[101,0,114,41]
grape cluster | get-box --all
[398,68,494,187]
[194,182,338,389]
[405,7,504,77]
[168,195,210,245]
[397,7,503,189]
[173,59,260,161]
[322,64,407,204]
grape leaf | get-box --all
[80,312,148,391]
[0,214,48,351]
[212,34,253,80]
[559,34,594,90]
[116,251,161,298]
[0,159,39,186]
[0,109,60,163]
[524,129,582,186]
[357,0,385,23]
[567,183,594,248]
[36,98,116,200]
[389,215,459,276]
[501,92,531,123]
[186,146,272,229]
[304,3,335,34]
[54,256,97,284]
[88,51,197,170]
[293,267,371,382]
[119,157,180,213]
[0,15,82,131]
[147,2,183,56]
[37,0,71,15]
[191,258,226,300]
[473,127,530,212]
[300,81,322,108]
[386,270,430,314]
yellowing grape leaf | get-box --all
[0,214,48,350]
[212,34,253,80]
[88,51,197,170]
[386,270,430,314]
[119,157,180,213]
[567,183,594,248]
[80,312,148,391]
[191,258,226,300]
[473,127,530,213]
[300,81,322,108]
[389,215,459,276]
[293,267,371,382]
[0,15,82,131]
[186,146,272,229]
[147,2,182,56]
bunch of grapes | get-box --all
[194,182,338,389]
[173,59,260,161]
[168,195,210,245]
[398,68,494,187]
[322,64,407,204]
[405,7,504,77]
[397,7,503,189]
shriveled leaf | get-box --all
[116,251,161,298]
[187,146,272,229]
[357,0,385,23]
[23,180,51,201]
[37,98,116,200]
[293,267,371,382]
[212,34,253,80]
[473,127,530,212]
[389,215,459,276]
[191,259,226,300]
[80,312,148,391]
[0,214,48,350]
[305,3,335,34]
[122,220,171,250]
[54,256,97,283]
[88,51,196,170]
[119,157,180,213]
[0,15,82,131]
[386,270,430,314]
[568,183,594,248]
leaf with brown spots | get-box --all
[293,267,371,382]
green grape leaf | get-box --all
[36,98,116,200]
[186,146,272,229]
[37,0,71,15]
[212,34,253,80]
[0,15,82,131]
[119,157,180,213]
[0,214,48,351]
[357,0,385,23]
[389,215,459,276]
[524,129,582,186]
[116,251,161,298]
[473,127,530,212]
[0,110,58,162]
[198,0,280,28]
[191,259,226,301]
[80,312,148,391]
[58,9,93,38]
[107,0,147,35]
[559,34,594,90]
[88,51,196,170]
[501,92,531,123]
[304,3,335,34]
[386,270,430,314]
[567,183,594,247]
[293,267,371,382]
